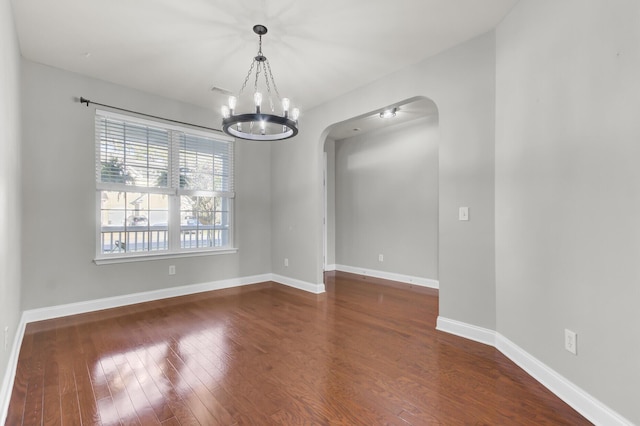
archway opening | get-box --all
[322,97,440,289]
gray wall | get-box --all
[334,117,438,279]
[20,60,272,310]
[495,1,640,422]
[271,32,497,329]
[0,0,22,404]
[324,138,336,267]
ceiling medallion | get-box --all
[221,25,299,141]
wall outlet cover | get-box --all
[564,329,577,355]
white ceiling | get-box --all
[11,0,517,116]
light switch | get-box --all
[459,207,469,221]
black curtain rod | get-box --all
[79,97,224,134]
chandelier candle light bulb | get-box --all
[254,92,263,113]
[220,24,300,141]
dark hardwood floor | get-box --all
[5,271,590,425]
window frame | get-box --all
[94,109,237,264]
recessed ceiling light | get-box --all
[379,107,397,119]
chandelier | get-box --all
[221,25,299,141]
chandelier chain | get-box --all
[238,58,256,96]
[262,60,275,112]
[254,61,262,94]
[265,60,281,101]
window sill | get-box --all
[94,248,238,265]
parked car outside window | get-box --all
[126,215,148,226]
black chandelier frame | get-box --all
[221,24,299,141]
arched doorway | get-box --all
[322,97,440,289]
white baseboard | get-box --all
[496,335,633,426]
[21,273,273,324]
[437,316,633,426]
[335,264,439,289]
[436,316,496,346]
[324,264,337,272]
[0,318,27,425]
[272,274,325,294]
[20,273,326,324]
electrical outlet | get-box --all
[564,329,577,355]
[4,326,8,351]
[169,265,176,275]
[378,254,384,262]
[284,258,289,267]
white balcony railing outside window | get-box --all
[101,225,230,253]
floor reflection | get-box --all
[94,323,228,424]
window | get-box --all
[95,110,234,260]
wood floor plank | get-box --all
[73,358,102,425]
[160,344,234,425]
[20,332,46,426]
[5,273,592,425]
[125,349,174,423]
[149,345,224,425]
[21,379,43,426]
[42,383,62,426]
[111,351,160,425]
[130,347,200,426]
[94,396,120,426]
[99,356,142,426]
[5,352,29,425]
[59,367,82,425]
[42,329,61,426]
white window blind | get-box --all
[96,116,171,191]
[95,110,234,258]
[177,133,234,196]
